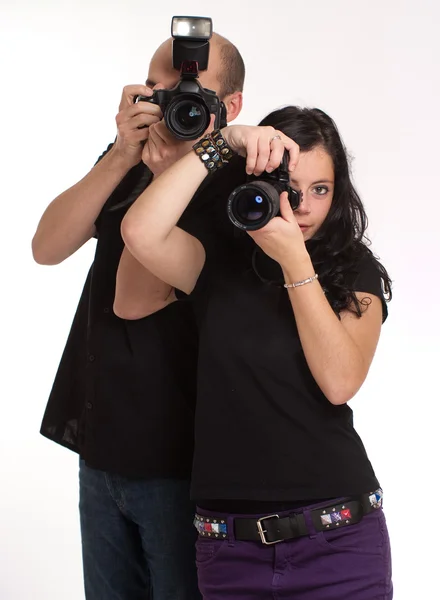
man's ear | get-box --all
[223,91,243,123]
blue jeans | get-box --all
[79,460,201,600]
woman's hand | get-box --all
[220,125,299,176]
[221,125,308,273]
[248,192,310,273]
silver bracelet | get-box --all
[284,273,318,289]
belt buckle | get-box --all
[256,514,282,545]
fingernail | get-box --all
[266,167,273,173]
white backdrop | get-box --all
[1,0,439,598]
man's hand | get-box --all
[142,103,217,177]
[142,120,196,177]
[112,85,162,169]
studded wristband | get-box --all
[192,129,235,173]
[210,129,235,162]
[193,136,224,173]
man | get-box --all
[32,29,244,600]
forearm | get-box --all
[32,147,134,265]
[121,150,208,250]
[282,257,366,405]
[114,247,175,319]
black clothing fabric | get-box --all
[40,147,245,479]
[181,211,387,502]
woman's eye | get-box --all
[313,186,329,196]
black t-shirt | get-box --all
[182,198,387,502]
[39,147,245,479]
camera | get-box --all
[226,152,301,231]
[135,16,227,141]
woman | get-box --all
[121,106,393,600]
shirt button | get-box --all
[88,354,95,362]
[103,307,110,313]
[86,402,93,409]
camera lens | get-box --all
[227,181,281,231]
[176,103,203,129]
[167,96,210,140]
[236,191,266,222]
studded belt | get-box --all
[194,488,383,545]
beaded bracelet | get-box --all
[192,129,235,173]
[284,273,319,289]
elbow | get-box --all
[322,358,369,406]
[113,300,150,320]
[113,298,165,320]
[327,389,356,406]
[325,379,363,406]
[113,278,149,319]
[121,214,164,262]
[120,215,146,256]
[120,213,135,246]
[31,236,62,266]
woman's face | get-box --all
[289,146,334,241]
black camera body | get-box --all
[136,70,226,140]
[136,16,227,140]
[227,152,301,231]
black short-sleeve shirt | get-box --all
[183,218,387,502]
[39,147,244,479]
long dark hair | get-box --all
[258,106,392,315]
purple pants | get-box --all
[195,501,392,600]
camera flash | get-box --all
[172,17,212,40]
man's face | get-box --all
[146,38,223,99]
[141,36,242,173]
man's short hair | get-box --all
[216,36,245,98]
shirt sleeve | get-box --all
[351,253,389,323]
[93,146,152,235]
[174,214,216,301]
[175,156,247,300]
[92,143,114,237]
[94,142,114,166]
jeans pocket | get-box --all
[195,537,228,567]
[315,510,386,556]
